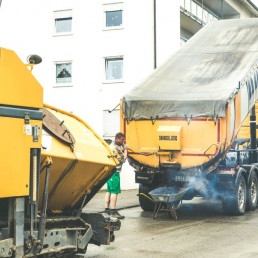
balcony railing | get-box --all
[180,0,220,25]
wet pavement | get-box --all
[83,189,139,214]
[84,190,258,258]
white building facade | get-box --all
[0,0,257,189]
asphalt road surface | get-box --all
[86,197,258,258]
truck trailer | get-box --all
[0,48,120,257]
[121,18,258,216]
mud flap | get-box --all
[80,213,121,246]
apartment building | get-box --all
[0,0,257,189]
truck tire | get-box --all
[246,171,258,211]
[222,174,246,215]
[139,184,155,212]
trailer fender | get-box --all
[247,165,258,183]
[246,165,258,211]
[234,167,247,185]
[241,163,258,182]
[240,164,258,183]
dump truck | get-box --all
[0,48,120,257]
[121,18,258,216]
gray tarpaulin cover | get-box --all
[122,19,258,120]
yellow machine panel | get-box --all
[0,117,41,198]
[157,125,182,150]
[0,48,43,108]
[0,47,43,198]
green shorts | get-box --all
[107,172,121,194]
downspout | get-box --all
[201,0,204,23]
[221,0,224,19]
[153,0,157,69]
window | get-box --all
[103,109,120,141]
[55,17,72,33]
[105,58,123,80]
[56,62,72,84]
[54,10,72,35]
[103,3,123,29]
[106,10,122,27]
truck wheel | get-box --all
[139,184,155,212]
[246,172,258,211]
[222,174,246,215]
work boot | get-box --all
[110,209,125,219]
[104,208,110,215]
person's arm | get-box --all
[123,144,129,160]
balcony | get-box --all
[180,0,240,41]
[180,0,220,26]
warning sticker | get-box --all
[23,125,32,135]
